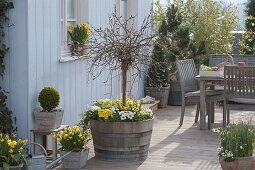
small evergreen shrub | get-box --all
[38,87,60,112]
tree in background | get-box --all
[240,0,255,54]
[148,4,204,84]
[154,0,236,64]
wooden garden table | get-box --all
[195,75,224,130]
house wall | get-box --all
[6,0,152,139]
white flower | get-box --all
[90,105,101,112]
[110,107,116,112]
[120,115,126,120]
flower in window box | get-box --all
[67,23,91,56]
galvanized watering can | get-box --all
[23,143,71,170]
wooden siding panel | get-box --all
[25,0,150,128]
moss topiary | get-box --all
[38,87,60,112]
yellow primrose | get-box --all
[9,149,14,154]
[8,140,17,148]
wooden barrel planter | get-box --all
[89,119,153,161]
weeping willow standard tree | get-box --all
[88,8,154,106]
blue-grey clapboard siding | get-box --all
[6,0,152,139]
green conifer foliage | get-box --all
[240,0,255,54]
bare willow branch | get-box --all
[87,7,155,104]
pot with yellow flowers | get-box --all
[80,98,154,161]
[51,125,91,169]
[67,23,91,56]
[0,133,27,170]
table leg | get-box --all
[52,136,57,160]
[209,86,215,123]
[200,80,206,130]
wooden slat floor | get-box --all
[55,105,255,170]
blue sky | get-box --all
[160,0,247,28]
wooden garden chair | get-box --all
[176,59,224,129]
[223,66,255,125]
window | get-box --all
[60,0,89,59]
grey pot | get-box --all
[60,148,89,169]
[34,109,64,130]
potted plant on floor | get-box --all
[67,23,91,56]
[152,3,206,106]
[34,87,63,130]
[80,98,153,161]
[216,122,255,170]
[51,125,91,169]
[83,8,154,161]
[0,133,27,170]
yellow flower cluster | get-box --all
[98,99,112,109]
[78,23,92,35]
[51,125,92,151]
[98,109,112,120]
[0,133,27,165]
[114,98,141,112]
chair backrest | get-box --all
[176,59,198,94]
[224,66,255,99]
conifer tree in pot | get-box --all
[34,87,63,130]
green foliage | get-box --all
[154,0,236,64]
[38,87,60,112]
[0,1,14,78]
[0,89,16,134]
[149,3,202,84]
[240,0,255,54]
[0,1,14,135]
[216,122,255,162]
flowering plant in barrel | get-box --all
[81,98,153,129]
[81,7,155,161]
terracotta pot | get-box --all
[219,156,255,170]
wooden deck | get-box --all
[55,105,255,170]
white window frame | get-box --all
[60,0,88,61]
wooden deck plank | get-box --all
[55,105,255,170]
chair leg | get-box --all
[195,103,200,123]
[227,109,230,125]
[223,100,227,127]
[179,98,186,126]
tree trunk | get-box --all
[122,67,127,106]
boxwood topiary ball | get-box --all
[38,87,60,112]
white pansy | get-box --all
[90,105,101,112]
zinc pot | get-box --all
[34,109,64,130]
[145,86,170,108]
[60,148,89,169]
[90,119,153,161]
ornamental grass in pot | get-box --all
[51,125,91,169]
[34,87,63,130]
[0,133,27,170]
[215,122,255,170]
[80,98,154,161]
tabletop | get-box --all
[195,75,224,81]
